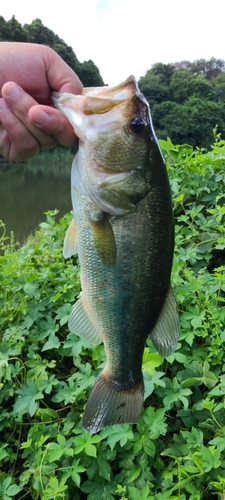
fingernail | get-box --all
[32,109,50,126]
[3,82,21,98]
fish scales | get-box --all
[52,76,179,433]
[78,197,171,363]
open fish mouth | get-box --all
[51,75,149,141]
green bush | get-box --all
[0,134,225,499]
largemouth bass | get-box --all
[52,76,179,434]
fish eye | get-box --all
[129,116,145,134]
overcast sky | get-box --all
[1,0,225,85]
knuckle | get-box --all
[23,136,40,154]
[11,137,40,161]
[40,136,57,151]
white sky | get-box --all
[1,0,225,85]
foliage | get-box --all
[139,59,225,148]
[140,63,175,87]
[169,69,193,103]
[187,57,225,81]
[0,15,28,42]
[152,97,225,148]
[138,74,171,107]
[0,136,225,499]
[138,64,174,106]
[0,16,104,87]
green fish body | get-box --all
[52,77,179,433]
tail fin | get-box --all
[82,369,144,434]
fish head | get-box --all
[52,76,164,215]
[52,76,160,174]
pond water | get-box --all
[0,159,72,244]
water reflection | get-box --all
[0,160,72,243]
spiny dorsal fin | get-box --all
[150,285,179,357]
[63,219,77,259]
[68,293,102,345]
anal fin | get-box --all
[150,285,179,357]
[68,293,102,345]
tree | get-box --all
[151,101,178,135]
[24,18,57,46]
[139,57,225,147]
[139,63,175,106]
[170,69,192,103]
[53,43,80,74]
[187,76,215,100]
[139,74,171,107]
[23,18,104,87]
[187,57,225,80]
[76,59,104,87]
[150,62,175,85]
[0,15,27,42]
[0,16,105,87]
[152,97,225,148]
[213,73,225,102]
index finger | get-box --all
[1,82,57,149]
[44,47,83,95]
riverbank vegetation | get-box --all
[0,135,225,499]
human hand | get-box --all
[0,42,83,161]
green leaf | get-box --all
[127,465,142,483]
[48,444,64,463]
[142,349,163,376]
[47,435,73,463]
[0,443,9,460]
[85,443,97,458]
[23,282,38,298]
[14,379,43,417]
[41,334,60,351]
[0,478,22,498]
[97,457,111,480]
[127,487,142,500]
[5,484,22,496]
[101,425,134,450]
[71,471,81,488]
[142,407,167,439]
[71,459,86,487]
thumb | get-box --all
[29,105,78,147]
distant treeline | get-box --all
[1,15,225,148]
[0,15,104,87]
[139,60,225,148]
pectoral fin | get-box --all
[150,286,179,357]
[63,219,78,258]
[68,293,102,345]
[90,212,116,266]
